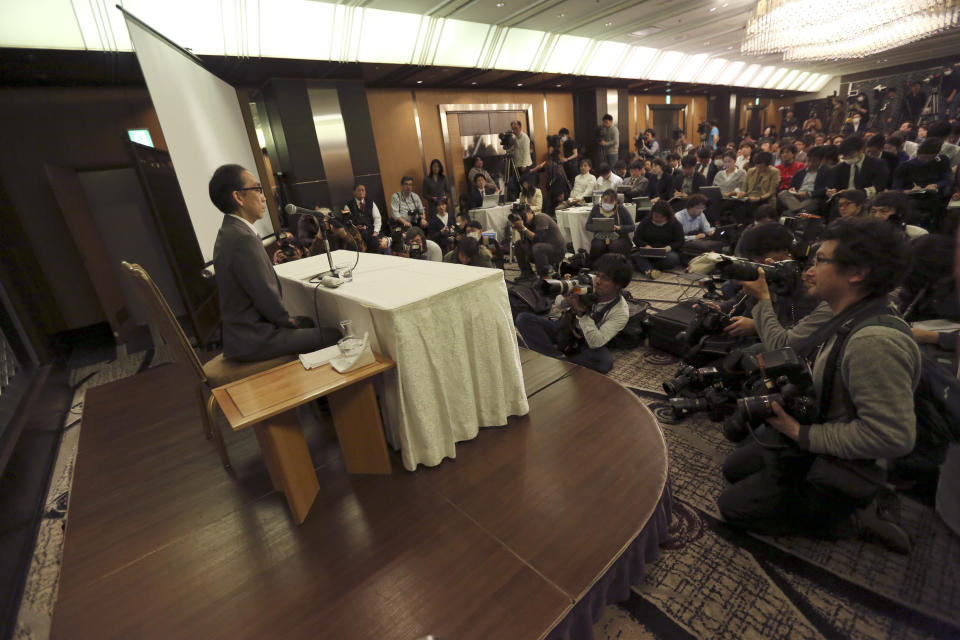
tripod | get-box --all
[504,152,523,201]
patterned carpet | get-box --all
[12,265,960,640]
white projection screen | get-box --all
[123,11,273,261]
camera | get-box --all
[499,131,516,150]
[560,249,590,277]
[697,122,709,136]
[676,304,732,346]
[539,270,594,298]
[510,202,528,217]
[276,232,299,259]
[723,348,817,442]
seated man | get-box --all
[442,235,494,268]
[566,158,598,205]
[341,183,381,252]
[778,145,832,215]
[613,160,628,179]
[718,217,920,552]
[675,194,714,242]
[467,156,497,190]
[209,164,338,362]
[467,173,497,209]
[585,188,634,264]
[835,189,867,218]
[775,144,805,192]
[670,154,707,206]
[509,203,565,279]
[740,151,780,208]
[632,200,684,278]
[594,163,623,192]
[426,197,457,254]
[869,190,928,239]
[515,253,632,373]
[827,136,890,201]
[892,137,952,230]
[389,175,426,229]
[622,161,649,198]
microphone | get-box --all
[284,203,325,219]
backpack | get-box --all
[831,313,960,469]
[508,283,551,319]
[608,292,651,350]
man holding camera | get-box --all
[515,254,633,374]
[718,217,920,551]
[442,236,494,269]
[510,203,566,280]
[389,176,427,229]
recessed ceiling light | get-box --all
[495,2,504,6]
[558,13,565,17]
[604,22,613,27]
[704,41,710,45]
[517,83,523,86]
[555,84,562,87]
[416,80,423,84]
[471,81,477,85]
[709,6,716,11]
[727,46,733,50]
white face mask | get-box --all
[601,202,616,212]
[714,159,724,167]
[560,135,568,141]
[468,231,481,240]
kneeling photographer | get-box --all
[509,203,566,280]
[515,254,632,373]
[717,217,921,551]
[443,235,494,268]
[715,223,822,344]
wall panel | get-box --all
[366,89,424,210]
[631,95,709,147]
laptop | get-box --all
[699,186,722,200]
[591,217,616,232]
[480,193,499,209]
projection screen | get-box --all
[122,10,273,261]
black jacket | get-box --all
[671,171,707,199]
[831,156,890,194]
[633,217,684,250]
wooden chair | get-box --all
[120,261,292,469]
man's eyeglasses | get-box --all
[813,254,838,266]
[237,185,263,194]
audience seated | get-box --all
[468,156,497,191]
[775,144,805,191]
[696,146,719,184]
[517,173,544,214]
[585,188,634,264]
[828,137,890,201]
[869,190,928,239]
[670,155,707,205]
[463,219,504,269]
[632,201,683,279]
[468,173,496,209]
[835,189,867,218]
[646,158,672,201]
[892,137,952,230]
[426,197,456,253]
[442,236,494,268]
[565,159,597,206]
[674,193,714,244]
[713,150,746,197]
[778,146,832,214]
[622,162,649,199]
[741,151,780,220]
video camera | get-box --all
[499,131,516,151]
[714,256,799,288]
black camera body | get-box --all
[276,233,299,258]
[724,348,817,442]
[499,131,516,150]
[539,270,595,299]
[676,304,732,346]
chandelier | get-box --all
[742,0,960,61]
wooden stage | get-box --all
[51,349,668,639]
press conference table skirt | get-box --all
[274,251,530,471]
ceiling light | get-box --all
[555,84,562,87]
[416,80,423,84]
[604,22,613,27]
[630,27,663,38]
[742,0,959,61]
[517,83,523,86]
[722,2,728,5]
[709,7,716,11]
[471,81,477,85]
[558,13,565,17]
[496,2,504,6]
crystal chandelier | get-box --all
[742,0,960,61]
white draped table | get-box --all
[274,251,529,471]
[556,202,637,253]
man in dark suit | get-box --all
[778,145,834,214]
[828,137,890,201]
[467,173,495,209]
[670,154,707,203]
[695,147,719,185]
[209,164,339,362]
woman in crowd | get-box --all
[713,150,746,197]
[422,159,451,214]
[585,188,634,263]
[632,201,683,279]
[517,173,543,214]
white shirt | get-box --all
[512,131,532,167]
[390,191,425,222]
[570,172,598,200]
[595,173,623,192]
[229,214,261,238]
[354,199,382,234]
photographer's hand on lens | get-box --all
[723,316,757,336]
[737,268,771,300]
[766,401,801,441]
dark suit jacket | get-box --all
[426,212,455,245]
[696,162,719,185]
[789,166,834,199]
[671,171,707,199]
[831,156,890,194]
[213,215,291,360]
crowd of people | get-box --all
[211,79,960,552]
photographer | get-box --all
[515,253,632,373]
[638,129,660,158]
[394,226,441,261]
[510,203,565,280]
[307,211,365,255]
[426,196,457,253]
[389,176,427,229]
[586,188,635,263]
[463,219,504,269]
[718,217,920,551]
[443,235,494,269]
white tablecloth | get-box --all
[469,204,513,243]
[557,203,637,253]
[274,251,529,470]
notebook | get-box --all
[591,217,616,232]
[480,193,499,208]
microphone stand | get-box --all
[313,213,341,287]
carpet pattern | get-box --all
[12,264,960,640]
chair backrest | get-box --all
[120,261,207,384]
